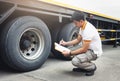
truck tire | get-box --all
[53,23,79,60]
[0,16,51,72]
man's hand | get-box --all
[61,50,71,57]
[59,39,67,46]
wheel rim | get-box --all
[68,28,79,48]
[70,28,79,41]
[19,28,44,60]
[71,32,78,40]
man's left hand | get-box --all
[61,50,71,57]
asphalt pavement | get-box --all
[0,45,120,81]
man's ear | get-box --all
[80,20,84,23]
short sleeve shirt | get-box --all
[79,21,103,57]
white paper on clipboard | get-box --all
[54,42,70,52]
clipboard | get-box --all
[54,42,70,52]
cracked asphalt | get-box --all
[0,45,120,81]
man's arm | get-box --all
[65,34,82,46]
[70,40,91,55]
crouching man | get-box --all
[60,11,103,76]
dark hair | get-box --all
[71,11,86,21]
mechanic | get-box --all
[60,11,103,76]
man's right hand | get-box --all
[59,39,67,46]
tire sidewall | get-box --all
[58,23,79,42]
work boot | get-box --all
[85,70,95,76]
[72,68,87,72]
[85,66,97,76]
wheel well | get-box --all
[0,10,71,35]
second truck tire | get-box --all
[53,23,79,60]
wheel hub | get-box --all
[20,39,31,50]
[19,29,44,60]
[20,34,32,51]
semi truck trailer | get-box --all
[0,0,120,72]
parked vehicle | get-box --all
[0,0,119,71]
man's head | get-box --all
[72,11,86,28]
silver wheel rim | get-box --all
[71,28,79,41]
[19,28,44,60]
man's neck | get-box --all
[81,21,87,30]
